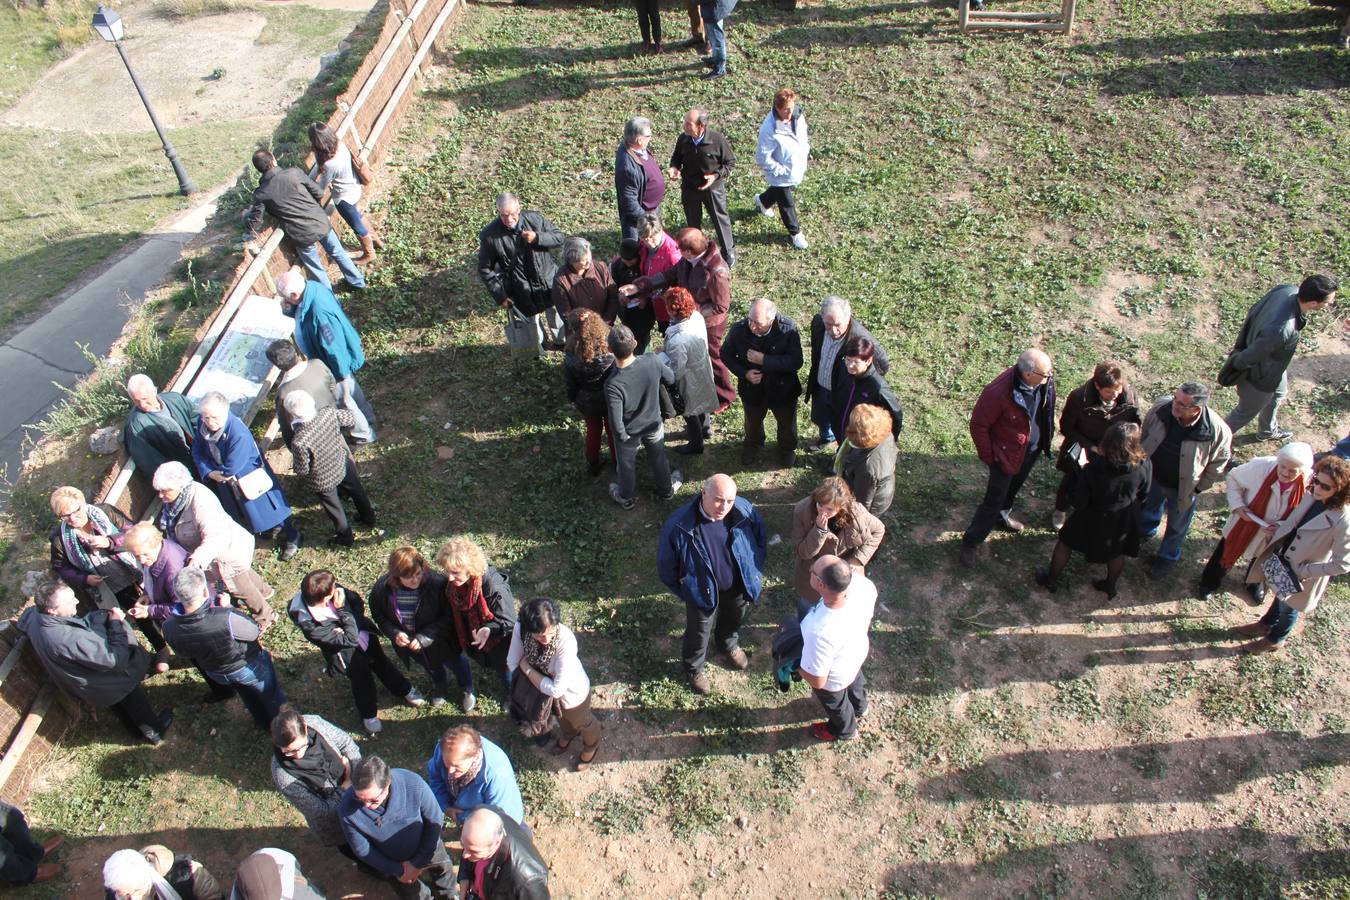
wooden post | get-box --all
[0,635,29,691]
[0,684,54,791]
[958,0,970,32]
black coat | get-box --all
[829,364,903,440]
[1059,457,1153,563]
[669,129,734,189]
[563,352,616,419]
[477,211,564,315]
[455,806,550,899]
[806,315,890,401]
[722,314,804,408]
[1055,379,1141,474]
[367,571,456,668]
[288,584,384,677]
[243,166,331,246]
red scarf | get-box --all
[1222,468,1305,569]
[447,577,494,651]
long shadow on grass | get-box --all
[920,730,1350,806]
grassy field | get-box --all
[7,0,1350,896]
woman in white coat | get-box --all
[1236,455,1350,652]
[658,287,717,456]
[754,88,810,249]
[1198,442,1313,602]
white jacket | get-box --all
[1221,456,1308,555]
[755,109,809,188]
[659,312,718,417]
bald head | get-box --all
[461,808,506,863]
[748,298,777,333]
[1016,349,1052,387]
[809,553,853,605]
[276,268,306,302]
[700,474,738,521]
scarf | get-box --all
[1222,468,1305,569]
[447,577,495,651]
[274,726,346,797]
[158,482,195,536]
[522,626,563,672]
[202,423,226,467]
[832,439,854,477]
[61,505,139,576]
[447,749,484,797]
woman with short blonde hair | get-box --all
[438,537,516,698]
[839,403,899,515]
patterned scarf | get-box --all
[522,626,563,672]
[447,577,494,651]
[60,505,138,575]
[1222,468,1306,569]
[158,482,195,536]
[274,726,346,797]
[446,749,484,797]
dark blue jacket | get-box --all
[192,411,292,533]
[339,768,444,878]
[288,280,366,380]
[657,496,766,613]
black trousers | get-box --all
[619,302,656,355]
[813,668,866,740]
[347,638,413,720]
[316,457,374,537]
[634,0,662,44]
[681,185,735,266]
[682,590,746,676]
[757,185,800,235]
[743,401,798,452]
[962,451,1041,547]
[0,802,44,885]
[1200,537,1230,591]
[109,685,164,740]
[383,841,457,900]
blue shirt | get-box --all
[424,736,525,825]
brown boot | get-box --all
[1231,621,1268,638]
[33,863,61,883]
[1241,637,1281,654]
[358,233,377,264]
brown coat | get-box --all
[790,497,885,601]
[641,246,731,332]
[1246,498,1350,613]
[553,260,619,324]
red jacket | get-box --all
[970,367,1057,475]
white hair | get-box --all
[820,295,850,318]
[283,390,317,421]
[152,461,193,491]
[198,391,229,414]
[1276,441,1314,469]
[749,297,778,320]
[103,848,154,894]
[125,373,156,396]
[496,192,520,212]
[276,268,306,298]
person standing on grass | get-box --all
[563,310,618,476]
[276,268,378,445]
[339,756,459,900]
[615,117,666,239]
[457,807,550,900]
[1137,382,1233,580]
[959,349,1056,568]
[552,236,620,325]
[722,298,804,467]
[425,725,526,827]
[658,287,718,457]
[437,536,517,698]
[1050,361,1140,531]
[668,108,735,265]
[604,323,683,509]
[754,88,810,250]
[477,192,566,351]
[805,296,891,454]
[657,474,767,694]
[243,149,365,292]
[632,0,662,53]
[790,477,885,605]
[283,391,376,548]
[266,339,340,445]
[269,706,367,867]
[697,0,739,79]
[1222,274,1338,441]
[163,566,288,730]
[0,801,62,886]
[123,373,198,479]
[799,555,877,743]
[310,121,382,264]
[19,580,174,746]
[838,403,899,516]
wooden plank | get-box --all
[0,684,54,792]
[967,9,1064,20]
[365,0,459,151]
[958,0,970,31]
[337,0,434,147]
[0,635,29,691]
[963,19,1069,29]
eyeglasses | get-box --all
[1314,478,1336,490]
[58,508,83,521]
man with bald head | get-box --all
[477,192,565,351]
[276,267,376,444]
[960,349,1057,567]
[723,298,804,466]
[123,374,198,479]
[669,107,735,266]
[457,807,549,900]
[658,474,767,693]
[799,555,877,742]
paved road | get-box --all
[0,189,224,508]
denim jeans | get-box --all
[705,16,726,71]
[337,375,377,443]
[1258,594,1300,643]
[212,651,288,728]
[293,228,366,290]
[810,387,835,444]
[0,801,44,885]
[335,199,369,238]
[1138,480,1198,562]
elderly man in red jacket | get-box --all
[960,349,1056,567]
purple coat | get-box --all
[140,537,217,618]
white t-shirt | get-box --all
[799,573,877,691]
[319,142,363,205]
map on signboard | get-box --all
[186,294,294,418]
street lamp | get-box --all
[90,5,196,196]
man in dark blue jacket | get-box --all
[340,756,457,900]
[657,473,767,694]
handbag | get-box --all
[351,152,374,186]
[235,467,274,501]
[504,306,541,358]
[1261,552,1301,601]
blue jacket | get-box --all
[191,411,292,533]
[658,495,766,612]
[289,281,365,380]
[425,736,525,826]
[339,768,444,878]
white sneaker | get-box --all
[791,232,808,250]
[755,194,773,217]
[1051,510,1067,531]
[460,691,477,713]
[669,470,684,495]
[430,695,448,708]
[363,717,383,734]
[404,688,427,708]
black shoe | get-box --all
[588,459,605,477]
[358,512,377,527]
[1092,578,1119,600]
[675,443,704,455]
[140,728,165,747]
[741,446,762,466]
[701,55,716,67]
[1245,582,1268,607]
[701,68,727,80]
[279,535,303,562]
[158,707,175,736]
[777,449,796,467]
[327,531,355,548]
[1033,568,1058,593]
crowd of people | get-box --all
[1,76,1345,898]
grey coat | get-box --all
[271,714,362,847]
[18,607,150,708]
[289,408,357,494]
[1229,284,1305,392]
[841,434,898,515]
[659,312,718,417]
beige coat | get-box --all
[1139,397,1232,500]
[171,484,258,588]
[790,497,885,601]
[1246,497,1350,613]
[1221,456,1308,560]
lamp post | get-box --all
[90,5,196,196]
